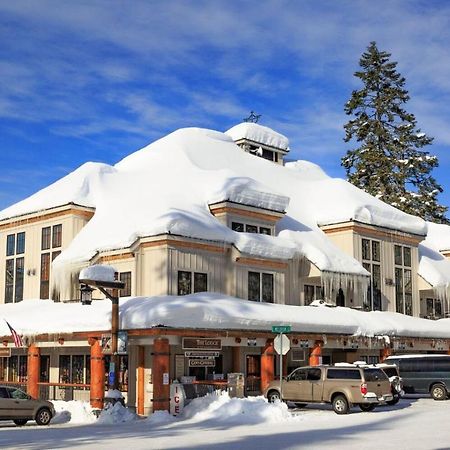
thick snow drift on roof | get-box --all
[79,264,117,282]
[0,126,427,287]
[0,162,115,220]
[1,294,450,339]
[225,123,290,151]
[418,243,450,296]
[424,222,450,252]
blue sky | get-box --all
[1,0,450,216]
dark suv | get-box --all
[0,386,55,426]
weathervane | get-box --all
[243,111,261,123]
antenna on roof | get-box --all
[243,111,261,123]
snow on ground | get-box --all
[0,395,449,450]
[2,293,450,339]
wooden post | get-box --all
[152,338,170,412]
[89,337,105,409]
[309,340,323,366]
[260,340,274,392]
[137,346,145,415]
[27,344,40,399]
[232,346,241,373]
[380,347,392,362]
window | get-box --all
[304,285,322,305]
[307,368,322,381]
[361,238,382,311]
[5,259,14,303]
[8,355,27,382]
[327,369,361,380]
[248,271,274,303]
[41,227,51,250]
[59,355,90,387]
[14,257,24,302]
[119,272,132,297]
[40,253,50,299]
[52,224,62,248]
[395,245,413,315]
[232,222,272,236]
[426,298,442,319]
[16,232,25,254]
[6,234,15,256]
[177,271,208,295]
[232,222,244,232]
[291,369,307,381]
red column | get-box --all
[380,347,392,362]
[152,338,170,412]
[137,346,145,415]
[232,347,241,373]
[260,340,274,392]
[89,337,105,409]
[309,340,323,366]
[27,344,40,399]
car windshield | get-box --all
[364,368,388,382]
[8,388,29,400]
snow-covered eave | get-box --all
[318,218,427,239]
[209,199,287,215]
[233,137,290,154]
[0,201,95,223]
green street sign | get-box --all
[272,325,291,333]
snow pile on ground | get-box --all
[1,293,450,339]
[178,392,297,425]
[96,401,138,425]
[146,410,177,426]
[51,400,98,425]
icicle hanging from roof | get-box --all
[321,270,370,304]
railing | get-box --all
[37,382,90,402]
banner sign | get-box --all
[184,351,220,358]
[182,338,222,350]
[188,359,216,367]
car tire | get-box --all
[267,390,281,403]
[332,395,349,414]
[359,403,376,412]
[13,419,28,426]
[430,384,447,401]
[35,407,52,426]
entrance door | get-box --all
[246,355,261,392]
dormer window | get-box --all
[232,221,271,235]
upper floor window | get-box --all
[232,222,272,236]
[177,271,207,296]
[42,227,51,250]
[16,232,25,254]
[304,284,322,305]
[6,234,15,256]
[4,232,25,303]
[394,245,412,316]
[119,272,132,297]
[248,271,273,303]
[52,224,62,248]
[361,238,381,311]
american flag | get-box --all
[5,321,23,348]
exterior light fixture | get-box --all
[80,284,94,305]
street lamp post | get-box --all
[79,278,125,391]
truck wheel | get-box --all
[267,390,281,403]
[359,403,376,412]
[35,407,52,425]
[430,384,447,401]
[387,396,400,406]
[332,395,349,414]
[13,419,28,426]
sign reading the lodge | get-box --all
[188,359,216,367]
[182,338,222,350]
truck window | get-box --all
[364,368,387,382]
[327,369,361,380]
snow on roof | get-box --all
[79,264,117,283]
[0,162,114,220]
[1,294,450,339]
[424,222,450,252]
[418,243,450,294]
[225,123,290,151]
[0,126,427,286]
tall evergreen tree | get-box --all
[342,41,449,224]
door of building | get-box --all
[246,355,261,392]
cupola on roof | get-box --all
[225,122,290,152]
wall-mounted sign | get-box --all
[188,359,216,367]
[117,331,128,355]
[163,372,169,385]
[101,334,112,354]
[182,338,222,350]
[184,351,220,358]
[0,348,11,357]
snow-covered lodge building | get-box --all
[1,123,450,414]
